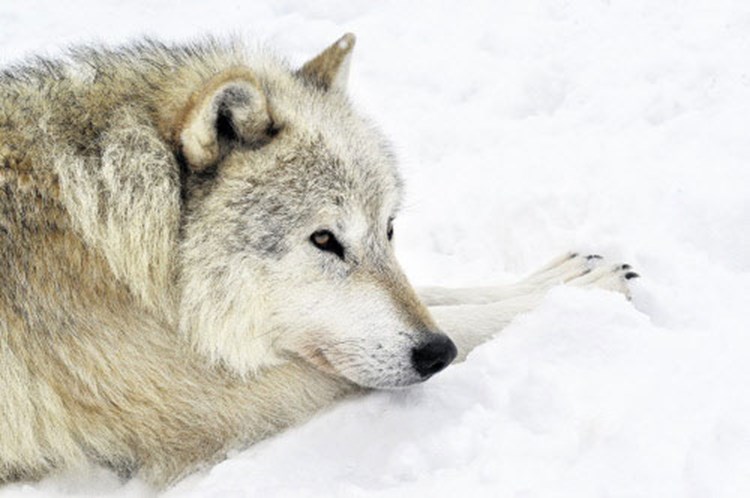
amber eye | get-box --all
[310,230,345,260]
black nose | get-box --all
[411,334,458,379]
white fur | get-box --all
[0,36,638,486]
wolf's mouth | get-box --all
[293,330,457,388]
[297,346,340,376]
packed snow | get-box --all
[1,1,749,497]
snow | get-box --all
[2,0,749,497]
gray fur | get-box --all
[0,34,636,487]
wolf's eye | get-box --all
[310,230,345,260]
[387,219,394,241]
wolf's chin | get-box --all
[298,350,422,389]
[332,366,425,390]
[354,375,425,390]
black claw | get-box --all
[624,271,640,280]
[587,254,603,260]
[621,264,632,270]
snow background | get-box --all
[1,0,749,496]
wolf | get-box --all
[0,33,637,487]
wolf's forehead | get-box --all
[292,127,402,214]
[257,67,403,212]
[272,125,401,210]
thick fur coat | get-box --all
[0,34,636,486]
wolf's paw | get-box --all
[523,252,638,299]
[567,261,638,299]
[522,252,606,286]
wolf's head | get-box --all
[175,35,456,388]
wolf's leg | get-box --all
[428,257,637,361]
[418,252,636,306]
[429,297,541,361]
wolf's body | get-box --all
[0,35,635,486]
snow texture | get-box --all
[1,1,749,497]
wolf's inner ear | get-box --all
[298,33,356,92]
[179,70,274,172]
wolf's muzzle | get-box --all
[411,333,457,379]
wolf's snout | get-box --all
[411,334,457,379]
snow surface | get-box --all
[2,1,749,497]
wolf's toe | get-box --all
[567,261,639,299]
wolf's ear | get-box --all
[178,69,274,172]
[298,33,356,92]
